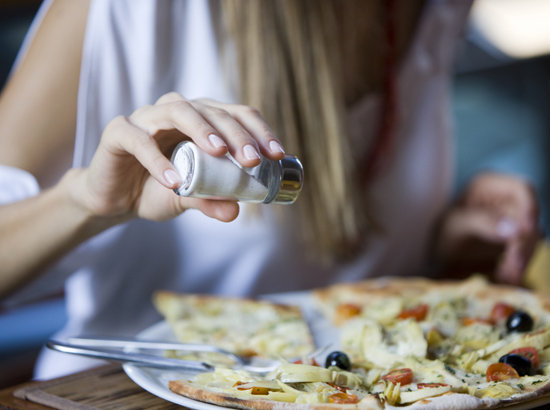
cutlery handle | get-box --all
[67,336,243,364]
[47,340,214,372]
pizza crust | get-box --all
[169,380,385,410]
[154,292,304,320]
[170,379,550,410]
[313,276,550,328]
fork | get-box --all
[47,338,329,375]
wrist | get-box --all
[60,168,129,235]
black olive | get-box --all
[499,353,533,376]
[506,310,534,333]
[324,351,351,371]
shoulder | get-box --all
[0,0,91,184]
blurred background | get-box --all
[0,0,549,389]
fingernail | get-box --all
[164,169,181,187]
[269,140,285,154]
[243,144,261,160]
[497,218,519,238]
[208,134,226,149]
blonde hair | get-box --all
[218,0,421,260]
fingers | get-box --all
[495,241,525,285]
[441,208,509,248]
[451,172,542,284]
[152,93,285,167]
[495,225,541,286]
[100,116,182,190]
[195,99,285,161]
[189,101,262,165]
[130,98,229,158]
[464,172,538,232]
[101,92,285,212]
[436,205,539,280]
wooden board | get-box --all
[12,364,180,409]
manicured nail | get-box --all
[208,134,226,149]
[243,144,261,160]
[164,169,181,187]
[497,218,518,238]
[269,140,285,154]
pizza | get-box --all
[153,291,315,359]
[157,276,550,409]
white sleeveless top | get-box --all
[4,0,471,378]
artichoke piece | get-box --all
[454,323,500,349]
[393,319,427,358]
[427,301,461,337]
[455,351,479,372]
[478,382,520,399]
[363,297,403,325]
[357,319,428,368]
[331,370,364,389]
[399,384,452,404]
[266,391,299,402]
[269,364,332,383]
[360,322,401,368]
[194,368,255,388]
[381,382,401,405]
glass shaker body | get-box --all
[170,141,303,204]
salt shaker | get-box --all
[170,141,303,204]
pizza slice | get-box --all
[153,291,315,360]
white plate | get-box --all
[123,291,337,409]
[123,321,225,409]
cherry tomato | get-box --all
[328,392,359,404]
[509,347,540,369]
[417,383,449,389]
[398,304,429,321]
[462,317,492,326]
[382,368,414,385]
[490,302,516,324]
[486,362,520,382]
[335,303,362,321]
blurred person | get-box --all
[0,0,540,379]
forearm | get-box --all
[0,169,122,298]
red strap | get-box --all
[363,0,397,182]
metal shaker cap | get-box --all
[273,155,304,204]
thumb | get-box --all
[495,240,525,285]
[494,217,520,241]
[449,210,519,245]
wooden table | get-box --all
[0,364,181,409]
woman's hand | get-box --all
[72,92,286,223]
[435,172,541,285]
